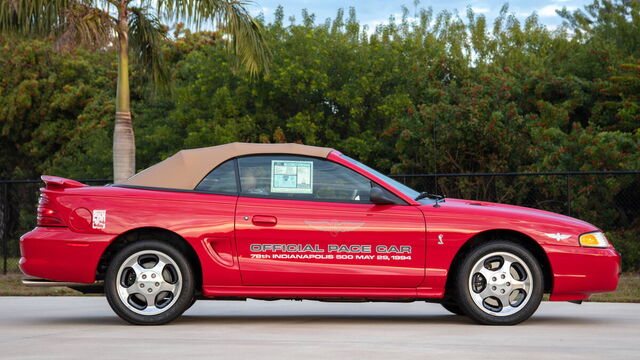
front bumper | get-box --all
[545,244,621,301]
[20,227,113,284]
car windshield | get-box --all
[341,155,421,200]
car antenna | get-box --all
[433,115,441,208]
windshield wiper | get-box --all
[415,192,446,207]
[415,192,445,201]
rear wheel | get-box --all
[456,241,543,325]
[105,240,195,325]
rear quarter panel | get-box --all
[49,186,241,286]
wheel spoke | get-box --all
[510,279,526,290]
[131,262,145,277]
[496,293,511,308]
[479,287,493,300]
[142,291,157,308]
[150,260,167,274]
[159,282,176,294]
[478,267,494,281]
[500,259,513,273]
[126,286,141,296]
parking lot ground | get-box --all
[0,297,638,359]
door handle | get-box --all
[252,215,277,226]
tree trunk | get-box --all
[113,2,135,183]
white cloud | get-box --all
[471,7,490,14]
[250,6,271,17]
[538,5,575,17]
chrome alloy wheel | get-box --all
[116,250,182,316]
[468,251,532,316]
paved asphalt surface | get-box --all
[0,297,638,359]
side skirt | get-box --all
[203,285,444,300]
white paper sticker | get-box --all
[92,210,106,229]
[271,160,313,194]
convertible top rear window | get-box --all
[195,160,237,194]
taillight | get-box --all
[37,192,65,227]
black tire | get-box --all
[441,300,465,316]
[455,241,543,325]
[186,297,197,311]
[105,240,195,325]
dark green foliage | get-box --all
[0,1,638,269]
[0,36,114,179]
[609,229,640,272]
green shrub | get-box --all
[608,229,640,272]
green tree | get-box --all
[0,36,113,179]
[559,0,640,58]
[0,0,269,182]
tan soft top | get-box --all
[118,142,335,190]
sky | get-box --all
[246,0,592,30]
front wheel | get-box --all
[456,241,543,325]
[105,240,195,325]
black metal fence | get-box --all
[0,179,111,275]
[1,171,639,274]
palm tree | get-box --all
[0,0,269,182]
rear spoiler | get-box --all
[41,175,87,190]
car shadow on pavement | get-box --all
[177,314,472,325]
[23,312,612,327]
[20,315,125,326]
[26,314,472,326]
[176,313,611,326]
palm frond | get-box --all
[129,6,168,88]
[54,1,115,50]
[217,0,270,76]
[153,0,207,28]
[0,0,115,50]
[155,0,270,76]
[0,0,72,35]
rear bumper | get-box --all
[20,227,113,284]
[545,244,621,301]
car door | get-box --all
[234,155,426,287]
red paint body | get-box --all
[20,153,620,302]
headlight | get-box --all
[579,231,609,248]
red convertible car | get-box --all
[20,143,620,325]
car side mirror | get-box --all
[369,187,400,205]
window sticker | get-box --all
[271,160,313,194]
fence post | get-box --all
[1,183,7,275]
[566,175,572,217]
